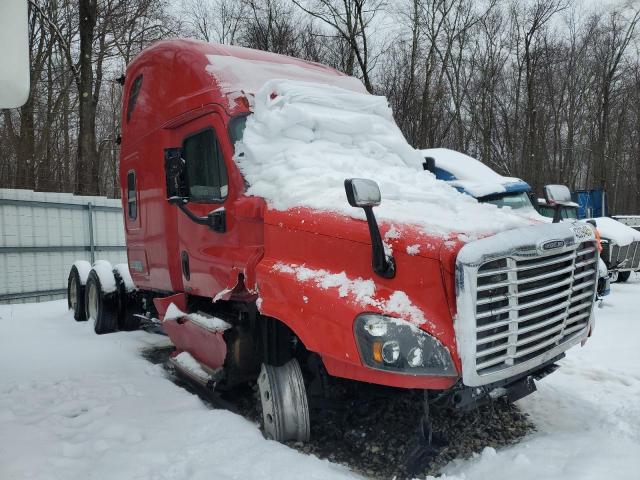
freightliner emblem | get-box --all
[542,240,565,250]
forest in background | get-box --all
[1,0,640,214]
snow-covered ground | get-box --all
[1,276,639,480]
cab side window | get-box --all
[127,171,137,220]
[182,129,228,202]
[126,75,143,123]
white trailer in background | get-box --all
[0,189,126,304]
[612,215,640,233]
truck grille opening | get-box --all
[606,241,640,270]
[473,241,597,376]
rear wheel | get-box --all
[257,358,310,442]
[67,265,86,322]
[617,271,631,283]
[85,270,118,335]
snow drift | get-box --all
[235,80,530,239]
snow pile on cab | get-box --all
[235,80,530,238]
[205,54,366,104]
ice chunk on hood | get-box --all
[235,80,531,240]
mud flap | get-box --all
[507,375,537,403]
[153,292,187,321]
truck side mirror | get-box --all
[423,157,436,173]
[345,178,381,207]
[344,179,395,279]
[543,184,572,204]
[165,147,188,200]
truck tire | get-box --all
[257,358,310,442]
[67,265,87,322]
[85,269,118,335]
[617,271,631,283]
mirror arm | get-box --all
[169,198,226,233]
[363,206,396,279]
[176,202,210,226]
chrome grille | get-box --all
[473,241,597,376]
[609,241,640,270]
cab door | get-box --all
[172,112,235,298]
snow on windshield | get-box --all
[235,80,531,239]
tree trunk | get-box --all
[76,0,98,195]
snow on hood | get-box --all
[235,80,530,240]
[420,148,527,198]
[593,216,640,246]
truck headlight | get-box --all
[354,313,457,376]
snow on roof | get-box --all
[205,54,366,105]
[235,80,531,239]
[420,148,526,197]
[593,216,640,246]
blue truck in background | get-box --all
[420,147,640,285]
[420,148,611,296]
[572,189,608,219]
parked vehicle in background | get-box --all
[537,198,578,221]
[612,215,640,233]
[572,188,608,219]
[538,188,640,283]
[66,42,600,460]
[590,216,640,283]
[420,149,609,299]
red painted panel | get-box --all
[164,320,227,370]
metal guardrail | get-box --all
[0,198,122,212]
[0,288,68,301]
[0,197,126,303]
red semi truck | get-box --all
[67,39,600,446]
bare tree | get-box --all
[182,0,246,44]
[292,0,385,92]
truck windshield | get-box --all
[480,192,535,211]
[539,205,578,220]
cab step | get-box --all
[169,351,224,390]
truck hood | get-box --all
[264,207,453,261]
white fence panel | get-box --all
[0,189,127,304]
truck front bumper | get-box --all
[441,354,563,410]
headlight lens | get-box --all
[354,313,457,376]
[381,341,400,363]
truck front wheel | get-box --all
[85,270,118,335]
[257,358,310,442]
[617,271,631,283]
